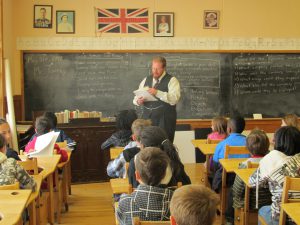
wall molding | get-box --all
[17,37,300,51]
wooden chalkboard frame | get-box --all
[21,49,300,120]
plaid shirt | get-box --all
[116,184,173,225]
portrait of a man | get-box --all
[204,10,220,29]
[34,5,52,28]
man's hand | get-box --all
[137,97,145,105]
[148,88,157,96]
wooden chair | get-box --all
[110,147,124,160]
[132,217,170,225]
[221,145,249,224]
[207,138,223,144]
[110,178,133,195]
[279,177,300,225]
[0,181,20,190]
[17,157,39,175]
[235,161,259,225]
[224,145,249,159]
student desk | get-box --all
[20,155,61,225]
[234,168,257,225]
[281,203,300,224]
[191,139,217,183]
[219,158,247,225]
[0,189,32,225]
[26,174,43,225]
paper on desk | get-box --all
[134,89,158,102]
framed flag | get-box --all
[96,8,149,33]
[153,12,174,37]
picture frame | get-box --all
[153,12,174,37]
[56,11,75,34]
[34,5,53,28]
[203,10,220,29]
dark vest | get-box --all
[143,73,176,114]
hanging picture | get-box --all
[203,10,220,29]
[34,5,53,28]
[153,12,174,37]
[56,11,75,34]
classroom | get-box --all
[0,0,300,225]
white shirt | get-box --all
[133,71,181,106]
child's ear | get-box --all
[135,171,142,183]
[170,216,177,225]
[131,134,136,141]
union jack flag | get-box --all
[96,8,149,33]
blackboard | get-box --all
[23,52,300,120]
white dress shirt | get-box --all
[133,71,181,106]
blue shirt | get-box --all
[212,133,248,162]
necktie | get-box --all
[153,79,159,89]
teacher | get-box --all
[133,56,181,142]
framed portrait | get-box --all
[34,5,53,28]
[203,10,220,29]
[56,11,75,34]
[153,12,174,37]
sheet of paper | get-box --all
[133,89,158,102]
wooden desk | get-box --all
[219,158,247,224]
[0,190,32,225]
[234,168,257,225]
[110,178,131,194]
[281,203,300,224]
[26,174,43,225]
[20,155,61,225]
[16,124,33,134]
[191,139,218,185]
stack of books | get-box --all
[55,110,102,124]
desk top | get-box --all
[234,168,257,187]
[191,140,217,155]
[281,203,300,224]
[219,158,247,172]
[0,190,32,225]
[19,155,61,178]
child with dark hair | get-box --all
[25,116,68,162]
[0,134,36,190]
[0,118,20,160]
[128,126,191,188]
[116,147,174,225]
[101,109,137,150]
[249,126,300,225]
[225,130,272,225]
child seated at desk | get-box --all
[107,119,151,178]
[207,116,228,140]
[0,118,21,160]
[25,116,68,163]
[226,129,272,224]
[116,147,174,225]
[211,116,249,192]
[0,134,36,190]
[249,126,300,225]
[128,126,191,188]
[170,184,220,225]
[101,109,137,150]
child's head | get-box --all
[274,126,300,156]
[246,129,269,156]
[170,184,219,225]
[227,116,245,134]
[131,119,152,142]
[211,116,227,134]
[0,134,7,154]
[43,112,57,129]
[135,147,171,186]
[116,109,138,131]
[0,118,11,144]
[35,116,52,136]
[281,114,299,129]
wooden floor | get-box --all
[60,164,221,225]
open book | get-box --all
[27,131,60,157]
